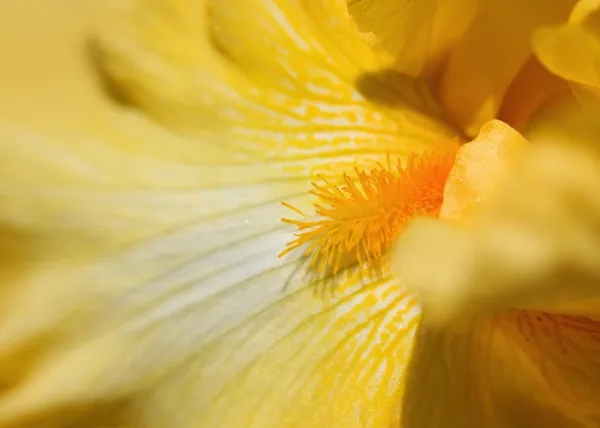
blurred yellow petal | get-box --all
[0,1,457,427]
[396,108,600,321]
[437,0,576,136]
[440,120,530,222]
[532,0,600,101]
[403,310,600,427]
[346,0,478,75]
[395,115,600,427]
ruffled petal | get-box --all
[532,0,600,101]
[0,1,453,427]
[437,0,576,136]
[95,0,453,151]
[346,0,478,75]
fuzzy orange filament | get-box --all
[279,149,457,275]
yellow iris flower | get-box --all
[1,0,600,427]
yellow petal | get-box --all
[346,0,478,76]
[440,120,530,222]
[0,0,459,235]
[0,1,452,427]
[401,312,600,427]
[400,319,497,428]
[96,0,453,149]
[394,120,529,322]
[532,0,600,101]
[437,0,576,136]
[497,57,572,132]
[394,112,600,322]
[395,115,600,426]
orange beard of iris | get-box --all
[279,148,458,277]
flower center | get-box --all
[279,147,458,277]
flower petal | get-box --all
[393,112,600,322]
[0,1,450,427]
[95,0,453,155]
[346,0,478,75]
[401,313,600,427]
[532,0,600,101]
[394,115,600,426]
[439,120,530,223]
[497,57,572,132]
[0,201,420,427]
[400,319,496,427]
[437,0,576,136]
[393,121,529,324]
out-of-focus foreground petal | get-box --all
[346,0,478,75]
[533,0,600,101]
[395,108,600,321]
[394,121,528,428]
[347,0,577,136]
[0,1,455,427]
[394,112,600,427]
[394,120,530,324]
